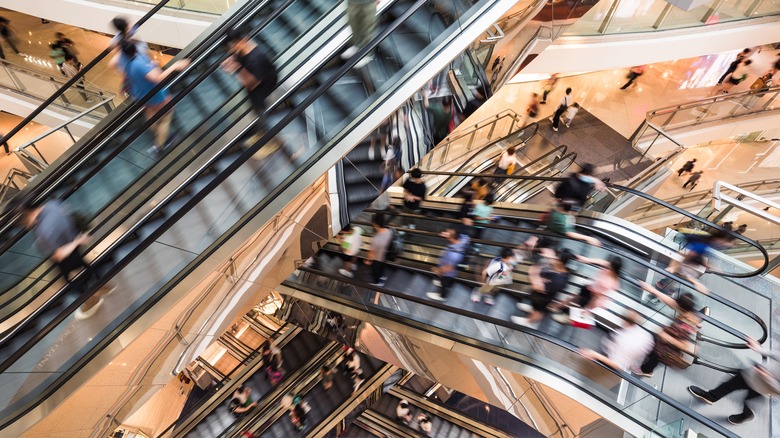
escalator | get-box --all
[0,0,520,433]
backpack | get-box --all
[385,229,403,261]
[486,258,513,285]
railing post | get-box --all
[701,0,725,23]
[597,0,621,34]
[487,116,496,140]
[63,125,77,143]
[653,2,674,29]
[745,0,764,16]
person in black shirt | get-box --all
[222,29,278,146]
[0,17,20,60]
[554,163,604,207]
[55,32,79,65]
[401,168,426,229]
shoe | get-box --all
[426,292,446,302]
[540,101,546,104]
[353,55,372,68]
[74,298,104,320]
[338,268,354,278]
[516,302,533,313]
[688,386,716,405]
[408,224,416,230]
[728,409,755,425]
[147,145,163,156]
[510,316,539,328]
[471,290,481,303]
[552,126,558,132]
[565,123,570,128]
[630,367,654,378]
[340,46,358,60]
[369,280,385,288]
[432,279,441,287]
[484,296,496,306]
[548,117,553,122]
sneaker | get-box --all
[510,316,539,328]
[408,224,416,230]
[548,117,553,123]
[484,296,496,306]
[74,298,105,320]
[516,302,533,313]
[552,126,558,132]
[630,367,654,378]
[471,290,481,303]
[728,408,755,425]
[426,292,446,302]
[688,386,716,405]
[369,280,385,288]
[338,268,354,278]
[565,123,570,128]
[432,279,441,287]
[340,46,358,60]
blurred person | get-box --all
[222,29,278,146]
[426,226,470,302]
[471,192,496,243]
[579,310,654,371]
[320,364,335,390]
[351,369,366,393]
[62,56,92,103]
[261,341,283,368]
[423,90,454,145]
[656,252,709,296]
[396,400,414,424]
[344,349,362,376]
[676,158,696,177]
[417,413,433,436]
[526,92,540,119]
[682,171,702,190]
[550,87,572,132]
[563,102,580,128]
[366,213,392,287]
[633,281,699,377]
[49,43,66,76]
[338,224,363,278]
[55,32,79,65]
[544,201,601,247]
[493,146,522,176]
[688,337,780,424]
[463,88,487,118]
[719,59,752,93]
[540,73,559,104]
[469,178,490,201]
[400,168,426,229]
[341,0,379,68]
[554,253,621,324]
[228,385,257,417]
[512,248,573,328]
[380,142,398,191]
[117,41,190,155]
[267,361,285,385]
[457,191,476,222]
[20,200,115,320]
[472,247,516,305]
[290,403,308,431]
[554,163,605,207]
[722,221,733,231]
[0,16,20,59]
[735,224,747,235]
[718,48,752,85]
[620,65,646,90]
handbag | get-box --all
[569,307,595,329]
[654,321,693,369]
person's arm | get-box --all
[639,281,678,310]
[51,234,89,263]
[576,255,610,268]
[528,265,544,292]
[579,348,622,370]
[144,59,190,85]
[657,330,695,355]
[422,89,430,109]
[565,231,601,247]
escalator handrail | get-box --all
[284,268,738,438]
[0,0,288,318]
[493,151,577,202]
[646,84,780,119]
[418,171,770,277]
[429,122,541,195]
[0,0,448,426]
[0,0,269,244]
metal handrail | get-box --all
[0,169,33,206]
[0,58,113,98]
[647,85,780,118]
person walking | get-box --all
[49,43,67,76]
[563,102,580,128]
[579,310,654,371]
[401,168,426,229]
[423,90,454,145]
[540,73,559,104]
[0,16,20,59]
[117,41,189,155]
[682,171,702,190]
[676,158,696,177]
[55,32,79,65]
[366,213,392,287]
[222,29,278,146]
[471,193,495,241]
[544,201,602,247]
[494,146,522,176]
[62,56,93,102]
[472,247,516,305]
[718,48,752,85]
[320,364,335,390]
[19,200,115,319]
[512,248,572,328]
[396,400,413,424]
[426,226,470,302]
[688,337,780,424]
[228,385,257,417]
[341,0,379,68]
[735,224,747,235]
[550,87,572,132]
[526,92,540,120]
[719,59,752,93]
[620,65,646,90]
[338,224,363,278]
[554,163,605,208]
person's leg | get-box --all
[4,36,19,54]
[347,1,377,50]
[639,349,660,374]
[77,80,90,102]
[620,73,636,90]
[709,372,750,400]
[541,89,550,103]
[2,141,8,155]
[552,107,564,129]
[438,275,454,299]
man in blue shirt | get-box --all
[426,227,470,302]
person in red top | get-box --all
[620,65,647,90]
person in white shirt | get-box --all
[550,87,572,131]
[396,400,413,424]
[494,146,522,176]
[578,310,654,371]
[472,247,516,305]
[337,225,363,278]
[563,102,580,128]
[720,60,753,93]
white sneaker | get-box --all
[516,302,533,313]
[341,46,358,60]
[408,224,416,230]
[432,279,441,287]
[484,296,496,306]
[74,298,105,320]
[552,126,558,132]
[511,315,539,328]
[471,290,481,303]
[426,292,446,302]
[338,268,354,278]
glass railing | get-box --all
[281,271,739,437]
[565,0,780,36]
[0,0,514,430]
[119,0,242,15]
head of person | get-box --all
[399,400,409,409]
[691,158,697,163]
[475,178,487,188]
[225,28,249,53]
[55,32,65,40]
[738,224,747,230]
[372,213,387,230]
[343,224,354,234]
[676,292,696,315]
[64,55,76,65]
[557,201,574,214]
[111,17,131,36]
[552,247,574,270]
[120,40,138,60]
[16,199,41,230]
[321,365,331,373]
[531,92,538,99]
[260,341,270,353]
[622,309,642,327]
[506,146,516,156]
[565,87,572,95]
[442,95,453,108]
[441,226,459,242]
[742,48,751,54]
[572,102,580,108]
[484,193,495,206]
[49,42,60,51]
[499,247,514,261]
[410,168,422,180]
[608,256,623,276]
[744,59,753,66]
